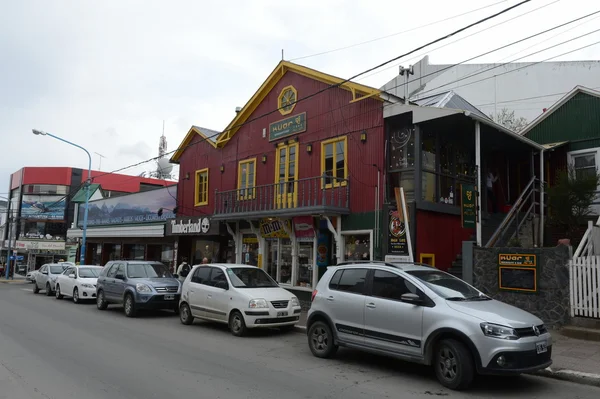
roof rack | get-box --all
[334,260,435,268]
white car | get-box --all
[26,270,37,283]
[179,263,302,336]
[33,263,69,295]
[55,265,104,303]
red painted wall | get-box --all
[9,167,175,193]
[416,210,474,271]
[177,70,384,217]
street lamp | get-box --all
[32,129,92,263]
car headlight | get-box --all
[81,283,94,289]
[249,298,268,309]
[291,297,300,306]
[480,322,519,340]
[136,283,152,293]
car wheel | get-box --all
[434,339,474,390]
[73,288,80,304]
[96,290,108,310]
[45,283,53,296]
[180,303,194,325]
[33,282,40,294]
[124,294,137,318]
[229,310,248,337]
[55,284,63,299]
[308,321,338,358]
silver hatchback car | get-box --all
[306,262,552,390]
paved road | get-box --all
[1,283,599,399]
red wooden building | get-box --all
[171,61,396,296]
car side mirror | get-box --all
[69,274,76,279]
[42,271,48,275]
[215,281,229,290]
[115,273,125,280]
[401,293,423,305]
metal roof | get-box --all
[413,91,491,120]
[71,184,101,203]
[192,126,220,144]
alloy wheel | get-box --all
[438,346,458,382]
[311,326,330,354]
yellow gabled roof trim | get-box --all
[214,60,382,147]
[170,126,218,163]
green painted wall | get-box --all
[525,92,600,147]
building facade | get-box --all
[2,166,176,270]
[171,61,394,299]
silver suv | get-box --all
[306,262,552,390]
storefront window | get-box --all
[19,220,66,240]
[296,240,315,288]
[242,235,259,266]
[23,184,68,195]
[161,245,174,266]
[279,239,292,284]
[388,126,415,170]
[266,239,278,280]
[123,244,144,260]
[343,233,371,261]
[193,239,220,264]
[388,171,415,203]
[422,129,437,171]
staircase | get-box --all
[447,176,545,279]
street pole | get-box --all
[32,129,92,263]
[5,216,12,279]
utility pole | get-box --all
[399,65,414,104]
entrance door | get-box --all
[275,142,298,209]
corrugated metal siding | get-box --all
[526,93,600,145]
[416,210,473,272]
[177,70,385,216]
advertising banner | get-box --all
[293,216,315,238]
[78,187,176,226]
[21,195,66,220]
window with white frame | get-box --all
[571,151,597,180]
[341,231,373,262]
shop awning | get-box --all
[67,224,165,238]
[541,141,569,150]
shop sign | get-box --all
[461,184,477,229]
[498,253,537,267]
[166,217,216,236]
[387,208,408,256]
[15,240,66,251]
[259,218,291,238]
[29,249,68,255]
[293,216,315,238]
[21,195,66,220]
[498,253,538,293]
[269,112,307,141]
[66,245,78,263]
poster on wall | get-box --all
[21,195,66,220]
[78,187,176,226]
[293,216,314,238]
[387,207,408,255]
[316,231,329,267]
[259,218,291,238]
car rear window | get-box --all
[329,268,368,294]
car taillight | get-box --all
[311,289,318,302]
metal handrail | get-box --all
[486,176,537,247]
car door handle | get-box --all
[327,296,334,301]
[207,294,212,299]
[189,290,195,293]
[366,303,376,309]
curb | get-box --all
[0,280,27,284]
[531,368,600,387]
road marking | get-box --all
[21,288,32,292]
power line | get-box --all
[374,9,600,100]
[74,1,530,184]
[289,0,510,61]
[356,0,561,82]
[475,86,600,107]
[415,34,600,99]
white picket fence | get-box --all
[570,256,600,318]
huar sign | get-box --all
[460,184,477,229]
[269,112,307,141]
[166,217,215,236]
[498,253,537,267]
[498,253,538,293]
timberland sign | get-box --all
[165,217,217,236]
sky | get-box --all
[1,0,599,194]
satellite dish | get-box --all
[157,158,173,175]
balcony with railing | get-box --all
[213,175,350,220]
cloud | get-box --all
[118,141,153,161]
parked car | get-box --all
[26,270,37,283]
[179,263,302,336]
[306,261,552,391]
[33,263,69,295]
[55,265,104,303]
[96,261,180,317]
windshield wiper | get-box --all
[466,294,491,301]
[446,297,467,301]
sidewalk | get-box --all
[0,274,27,284]
[294,313,600,387]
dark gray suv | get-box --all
[96,261,181,317]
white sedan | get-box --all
[55,265,104,304]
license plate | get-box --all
[164,294,175,300]
[536,341,548,354]
[277,311,288,317]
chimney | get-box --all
[235,106,242,114]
